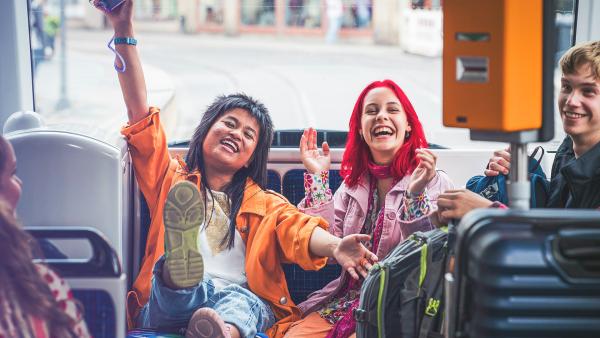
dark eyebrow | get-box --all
[224,115,238,123]
[225,115,257,135]
[561,78,598,87]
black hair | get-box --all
[185,93,273,248]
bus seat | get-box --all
[282,264,342,305]
[267,169,282,192]
[7,130,131,338]
[28,226,124,338]
[280,169,344,304]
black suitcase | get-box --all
[446,209,600,338]
[355,229,450,338]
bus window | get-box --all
[547,0,576,150]
[27,0,575,150]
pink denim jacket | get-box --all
[296,170,454,315]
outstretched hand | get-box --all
[333,234,378,280]
[300,128,331,174]
[407,148,437,195]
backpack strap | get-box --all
[418,237,447,338]
[529,146,545,174]
[377,264,390,338]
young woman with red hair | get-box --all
[284,79,454,338]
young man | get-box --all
[437,40,600,221]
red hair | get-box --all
[341,79,428,187]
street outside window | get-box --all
[286,0,321,28]
[241,0,275,26]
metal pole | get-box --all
[56,0,69,110]
[507,142,530,210]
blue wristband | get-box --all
[113,37,137,45]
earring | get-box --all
[405,131,411,140]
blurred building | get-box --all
[181,1,381,39]
[174,0,441,52]
[78,0,442,55]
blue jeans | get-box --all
[138,256,276,338]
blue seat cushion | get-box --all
[72,290,115,338]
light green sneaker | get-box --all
[163,180,204,289]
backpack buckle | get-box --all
[425,297,440,316]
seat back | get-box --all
[8,130,130,338]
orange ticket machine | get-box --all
[443,0,556,142]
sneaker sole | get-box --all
[164,180,204,289]
[185,308,229,338]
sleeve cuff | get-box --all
[490,201,508,209]
[295,217,329,271]
[303,171,333,208]
[400,189,432,221]
[121,107,160,139]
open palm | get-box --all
[300,128,330,174]
[334,234,378,279]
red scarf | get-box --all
[367,161,392,180]
[326,177,386,338]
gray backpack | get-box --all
[355,228,450,338]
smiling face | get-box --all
[201,108,260,175]
[558,64,600,151]
[0,138,22,213]
[359,87,412,165]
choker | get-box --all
[367,161,392,179]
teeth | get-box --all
[221,139,238,152]
[373,126,393,136]
[565,112,585,118]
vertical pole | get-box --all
[56,0,70,110]
[507,142,530,210]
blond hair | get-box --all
[559,40,600,79]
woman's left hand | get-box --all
[407,148,437,195]
[333,234,378,280]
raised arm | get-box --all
[96,0,149,124]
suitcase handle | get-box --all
[551,229,600,279]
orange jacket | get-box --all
[122,109,328,337]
